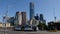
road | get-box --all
[0,30,60,34]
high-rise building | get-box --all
[15,11,22,25]
[43,20,46,24]
[7,17,15,26]
[40,14,44,21]
[34,14,39,20]
[30,2,34,20]
[21,12,26,25]
[15,11,26,25]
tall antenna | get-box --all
[53,8,56,22]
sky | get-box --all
[0,0,60,23]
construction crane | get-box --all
[3,5,8,34]
[53,8,56,22]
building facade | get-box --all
[7,17,15,26]
[21,12,26,25]
[15,11,22,25]
[40,14,44,21]
[30,2,34,20]
[34,14,39,20]
[30,17,39,31]
[48,21,60,30]
[15,11,26,26]
[0,22,10,27]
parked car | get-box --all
[14,26,21,31]
[24,25,33,31]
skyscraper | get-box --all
[34,14,39,20]
[15,11,22,25]
[30,2,34,20]
[21,12,26,25]
[40,14,44,21]
[15,11,26,25]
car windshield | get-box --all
[16,26,21,28]
[25,26,31,28]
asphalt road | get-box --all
[0,30,60,34]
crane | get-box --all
[3,5,8,34]
[53,8,56,22]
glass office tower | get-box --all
[30,2,34,20]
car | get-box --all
[24,27,33,31]
[24,25,33,31]
[14,26,21,31]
